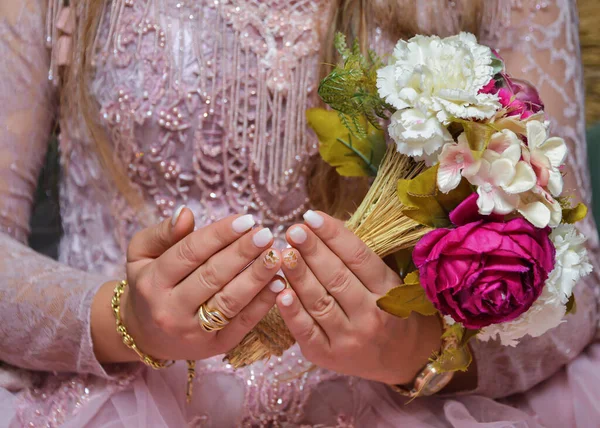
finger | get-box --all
[281,248,350,332]
[127,205,195,262]
[173,227,274,305]
[301,210,398,294]
[151,214,257,288]
[285,225,372,314]
[217,276,286,350]
[200,248,283,319]
[276,289,329,351]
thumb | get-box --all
[127,205,195,262]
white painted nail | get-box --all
[232,214,255,233]
[288,226,307,244]
[253,228,273,248]
[303,210,324,229]
[171,205,186,226]
[269,279,286,293]
[281,293,294,307]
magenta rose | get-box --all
[412,194,555,329]
[479,73,544,119]
[498,75,544,119]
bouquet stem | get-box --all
[225,146,431,368]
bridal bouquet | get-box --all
[226,32,593,372]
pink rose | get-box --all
[413,194,555,329]
[498,75,544,119]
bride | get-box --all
[1,0,598,426]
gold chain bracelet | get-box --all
[112,280,197,402]
[111,280,174,370]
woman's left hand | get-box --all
[277,211,442,386]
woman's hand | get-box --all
[92,207,286,363]
[276,211,442,386]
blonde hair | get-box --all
[61,0,482,220]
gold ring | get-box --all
[198,304,230,332]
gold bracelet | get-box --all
[390,316,464,399]
[111,280,174,370]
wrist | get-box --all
[91,281,140,364]
[388,314,443,386]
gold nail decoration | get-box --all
[263,250,280,269]
[283,250,298,269]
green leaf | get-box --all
[397,165,474,228]
[376,271,438,319]
[318,32,390,137]
[566,294,577,315]
[490,56,505,75]
[452,119,497,151]
[562,203,588,224]
[393,248,416,279]
[460,328,480,347]
[307,108,385,177]
[431,324,475,373]
[430,344,473,374]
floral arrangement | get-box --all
[225,32,593,372]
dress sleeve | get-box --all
[468,0,600,399]
[0,0,115,378]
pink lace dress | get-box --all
[1,1,599,427]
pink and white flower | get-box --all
[464,129,536,215]
[522,120,566,196]
[437,134,475,193]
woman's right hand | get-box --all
[93,207,285,363]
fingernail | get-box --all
[171,205,186,226]
[253,228,273,248]
[263,249,280,269]
[281,293,294,307]
[232,214,255,233]
[303,210,324,229]
[283,249,299,270]
[288,226,307,244]
[269,279,286,293]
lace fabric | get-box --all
[0,0,599,426]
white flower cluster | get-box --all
[438,121,567,228]
[377,32,500,163]
[478,225,592,346]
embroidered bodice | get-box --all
[1,1,599,426]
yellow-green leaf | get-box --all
[430,344,473,374]
[562,203,588,224]
[566,294,577,315]
[431,324,475,373]
[458,120,496,151]
[307,108,385,177]
[397,165,474,228]
[393,248,415,279]
[376,271,437,319]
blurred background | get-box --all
[580,0,600,230]
[27,1,600,259]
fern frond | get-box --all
[318,32,393,138]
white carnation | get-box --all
[478,286,566,347]
[478,224,592,346]
[547,224,593,300]
[377,32,500,158]
[388,109,453,161]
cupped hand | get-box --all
[276,211,442,385]
[113,208,286,362]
